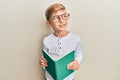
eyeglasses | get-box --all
[49,13,70,22]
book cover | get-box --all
[42,50,74,80]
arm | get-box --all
[67,37,83,70]
[39,41,48,68]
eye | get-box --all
[62,13,70,19]
[54,16,59,19]
[50,15,59,20]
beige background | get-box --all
[0,0,120,80]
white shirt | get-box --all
[43,32,83,80]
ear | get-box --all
[46,21,51,27]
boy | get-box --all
[39,3,83,80]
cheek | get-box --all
[49,21,56,26]
[50,24,57,28]
[49,22,58,27]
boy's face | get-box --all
[47,10,69,33]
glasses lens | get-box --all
[62,13,70,20]
[49,16,59,22]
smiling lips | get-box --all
[59,24,66,27]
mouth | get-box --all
[59,24,66,27]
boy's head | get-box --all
[45,3,70,33]
[45,3,66,21]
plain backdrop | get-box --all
[0,0,120,80]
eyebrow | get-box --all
[52,13,68,17]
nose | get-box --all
[59,16,64,23]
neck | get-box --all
[54,31,69,37]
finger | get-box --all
[67,64,74,69]
[71,65,79,70]
[67,64,79,70]
[39,62,48,67]
[40,58,47,64]
[67,62,80,70]
[39,58,48,67]
[67,61,74,67]
[41,62,48,67]
[41,57,47,63]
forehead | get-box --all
[51,10,67,16]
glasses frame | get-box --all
[49,13,70,23]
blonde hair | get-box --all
[45,3,66,20]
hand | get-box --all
[39,57,48,67]
[67,60,80,70]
